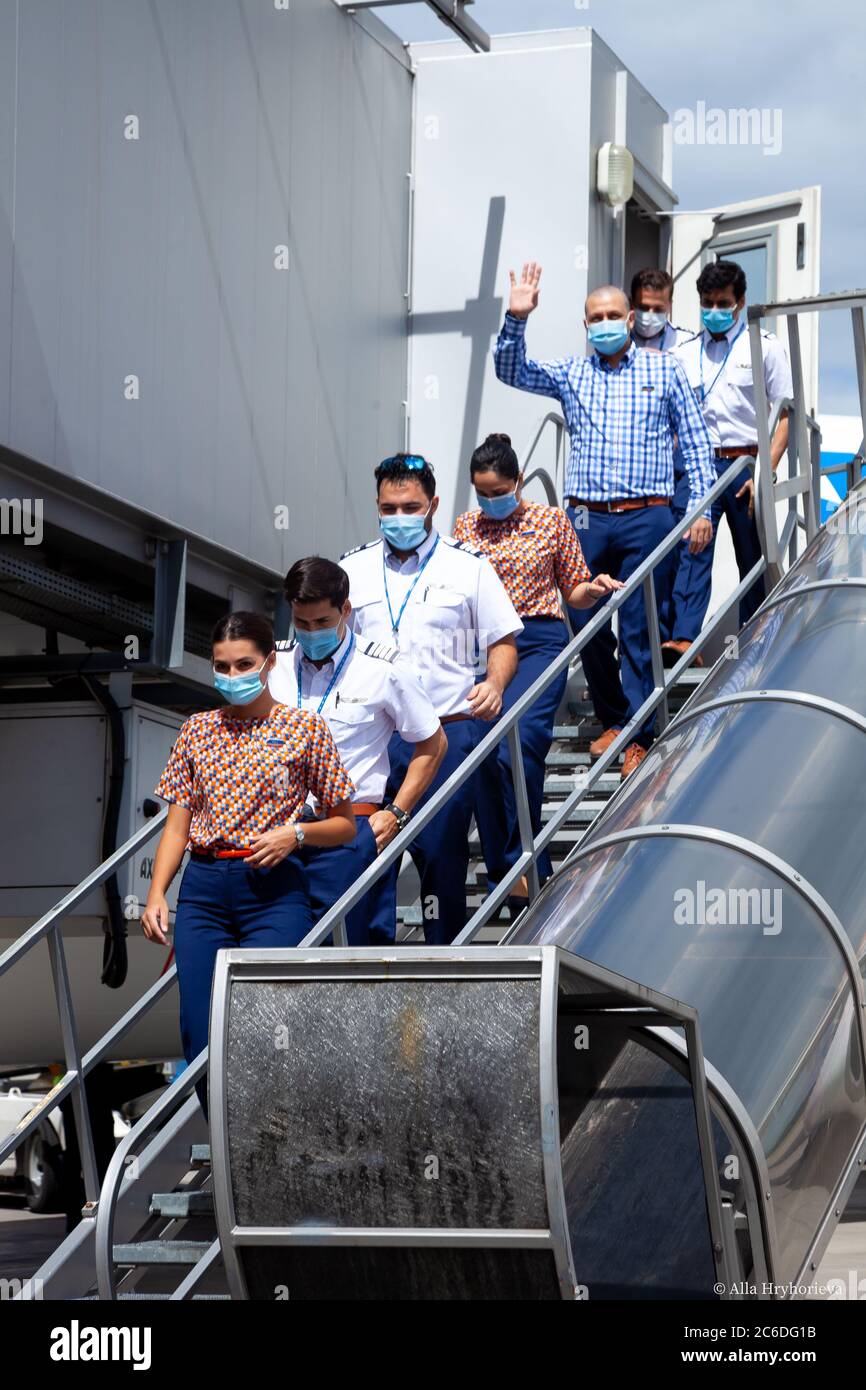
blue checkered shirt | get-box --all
[494,314,715,516]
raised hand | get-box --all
[508,262,542,320]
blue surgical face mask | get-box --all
[379,505,431,552]
[633,309,668,338]
[587,318,630,356]
[701,306,737,335]
[213,657,269,706]
[477,488,520,521]
[295,622,343,662]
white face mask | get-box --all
[634,309,668,338]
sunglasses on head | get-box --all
[378,454,429,473]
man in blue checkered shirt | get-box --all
[494,263,715,777]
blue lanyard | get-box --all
[382,535,440,634]
[296,632,355,714]
[699,323,746,402]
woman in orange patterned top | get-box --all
[141,611,355,1113]
[454,433,622,913]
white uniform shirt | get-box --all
[673,322,793,449]
[339,529,523,717]
[633,321,696,354]
[269,628,440,804]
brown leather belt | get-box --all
[441,713,472,724]
[352,802,382,817]
[715,445,758,458]
[568,496,671,513]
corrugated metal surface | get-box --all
[0,0,411,570]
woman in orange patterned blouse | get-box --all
[454,433,622,913]
[141,611,355,1113]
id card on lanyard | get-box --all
[296,633,355,714]
[699,322,746,403]
[382,535,440,636]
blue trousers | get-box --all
[475,617,568,890]
[173,855,312,1112]
[669,458,765,638]
[566,503,673,749]
[362,719,479,946]
[300,816,378,946]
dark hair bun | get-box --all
[486,432,511,447]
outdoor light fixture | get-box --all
[334,0,491,54]
[597,142,635,207]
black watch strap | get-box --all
[384,801,410,830]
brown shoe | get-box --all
[661,639,704,669]
[621,743,647,779]
[588,726,622,758]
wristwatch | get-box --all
[384,802,411,831]
[293,823,306,848]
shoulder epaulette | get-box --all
[362,639,399,664]
[339,539,381,560]
[275,638,296,652]
[443,536,483,558]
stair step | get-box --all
[190,1144,211,1168]
[114,1240,212,1266]
[150,1191,214,1218]
[116,1292,231,1301]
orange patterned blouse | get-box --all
[154,705,354,850]
[453,501,590,618]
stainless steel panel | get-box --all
[225,977,546,1230]
[511,837,866,1285]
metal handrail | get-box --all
[0,808,170,1198]
[95,1051,208,1300]
[19,402,821,1293]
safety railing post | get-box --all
[809,423,822,542]
[851,307,866,455]
[787,313,816,541]
[506,722,541,902]
[46,931,101,1205]
[748,315,781,583]
[643,572,669,732]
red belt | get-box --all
[352,802,382,817]
[191,846,251,861]
[568,495,671,513]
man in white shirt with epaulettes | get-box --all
[270,555,446,946]
[339,451,523,944]
[672,258,793,640]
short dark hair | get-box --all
[284,555,349,610]
[696,259,747,301]
[630,268,673,301]
[470,432,519,482]
[211,610,274,658]
[374,452,436,500]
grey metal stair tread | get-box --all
[116,1292,231,1301]
[190,1144,211,1167]
[150,1191,214,1217]
[114,1240,212,1266]
[544,774,619,789]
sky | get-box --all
[372,0,866,419]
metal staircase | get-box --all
[5,285,863,1300]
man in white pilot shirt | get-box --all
[672,258,792,641]
[270,555,446,945]
[339,452,523,945]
